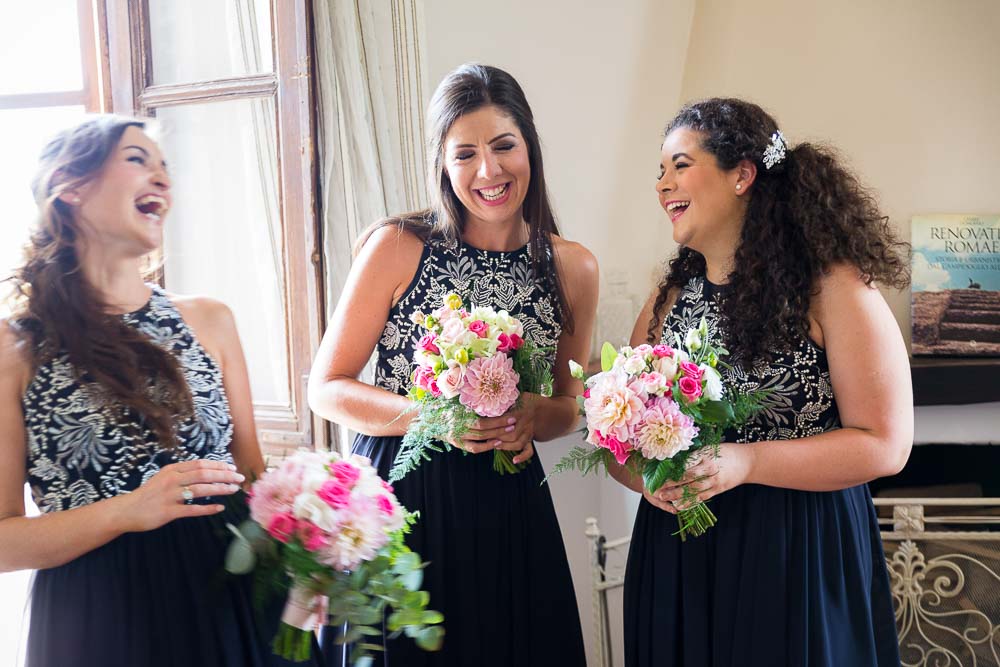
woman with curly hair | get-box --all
[616,98,911,666]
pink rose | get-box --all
[331,460,361,487]
[497,333,513,353]
[678,376,702,402]
[298,522,330,552]
[583,388,591,399]
[317,479,351,509]
[652,344,674,358]
[601,433,632,465]
[381,481,394,494]
[468,320,489,338]
[639,371,667,395]
[438,363,466,399]
[508,334,524,351]
[267,512,298,543]
[428,380,442,397]
[679,361,703,381]
[417,334,440,355]
[414,366,437,392]
[376,495,395,516]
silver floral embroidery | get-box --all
[24,286,235,512]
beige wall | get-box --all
[681,0,1000,339]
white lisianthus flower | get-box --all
[569,360,585,380]
[701,364,724,401]
[685,328,702,352]
[293,493,339,533]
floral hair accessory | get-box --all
[762,130,787,170]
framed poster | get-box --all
[911,214,1000,356]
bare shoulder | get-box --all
[812,262,882,313]
[359,222,425,264]
[551,235,598,275]
[169,293,237,334]
[0,320,32,395]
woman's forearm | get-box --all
[0,495,132,572]
[308,377,416,437]
[608,460,644,494]
[533,395,582,442]
[746,426,911,492]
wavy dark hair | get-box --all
[646,98,909,362]
[8,115,192,446]
[357,63,574,332]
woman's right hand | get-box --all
[117,459,245,533]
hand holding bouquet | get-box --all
[553,317,763,540]
[389,293,553,482]
[225,450,444,664]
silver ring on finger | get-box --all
[181,485,194,503]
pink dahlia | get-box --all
[459,354,520,417]
[634,396,699,460]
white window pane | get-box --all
[0,106,88,314]
[0,2,83,95]
[148,0,273,85]
[156,99,289,407]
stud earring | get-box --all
[736,184,742,191]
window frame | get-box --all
[102,0,327,456]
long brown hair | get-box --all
[646,98,909,361]
[357,63,575,332]
[8,115,192,445]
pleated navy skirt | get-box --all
[624,483,900,667]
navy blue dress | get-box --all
[624,277,900,667]
[331,236,586,667]
[22,286,318,667]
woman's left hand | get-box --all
[461,392,541,460]
[652,443,756,512]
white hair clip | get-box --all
[762,130,787,170]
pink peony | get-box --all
[634,396,698,460]
[267,512,299,544]
[459,354,520,417]
[468,320,489,338]
[417,334,440,355]
[678,376,702,402]
[583,370,645,443]
[679,361,703,381]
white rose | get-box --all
[623,355,646,375]
[653,355,679,381]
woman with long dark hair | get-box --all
[617,99,911,666]
[309,63,594,666]
[0,116,317,666]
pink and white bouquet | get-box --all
[225,450,444,664]
[389,293,553,481]
[553,317,762,540]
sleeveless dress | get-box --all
[623,277,900,667]
[22,286,318,667]
[334,236,586,667]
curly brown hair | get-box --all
[7,115,192,446]
[646,98,909,362]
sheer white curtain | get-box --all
[313,0,429,451]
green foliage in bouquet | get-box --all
[225,512,444,665]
